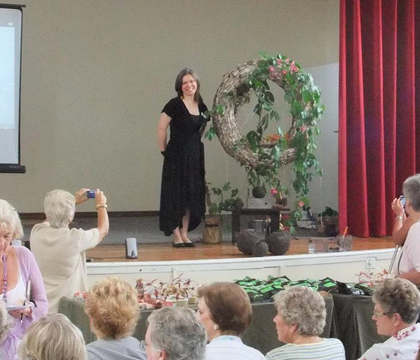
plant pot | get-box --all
[252,186,266,199]
[203,217,223,244]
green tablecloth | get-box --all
[58,293,383,359]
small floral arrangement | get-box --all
[356,269,394,287]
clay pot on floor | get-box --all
[203,217,223,244]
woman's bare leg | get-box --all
[180,209,192,243]
[172,227,183,244]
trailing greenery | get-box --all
[206,182,242,216]
[206,52,324,230]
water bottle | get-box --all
[308,240,315,254]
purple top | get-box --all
[0,246,48,359]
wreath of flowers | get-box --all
[205,52,324,229]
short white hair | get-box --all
[0,199,23,239]
[44,190,75,228]
[18,314,87,360]
[0,299,10,344]
[148,307,207,360]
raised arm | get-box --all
[95,189,109,241]
[391,197,420,246]
[157,112,171,152]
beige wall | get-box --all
[0,0,339,212]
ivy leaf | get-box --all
[222,182,231,191]
[265,91,275,103]
[302,90,313,103]
[259,50,270,60]
[231,189,239,197]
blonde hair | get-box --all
[18,314,87,360]
[43,190,75,228]
[85,276,140,339]
[0,199,23,240]
[0,299,10,344]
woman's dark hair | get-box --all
[198,282,252,337]
[175,68,202,103]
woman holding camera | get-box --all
[157,68,208,247]
[30,188,109,314]
[390,174,420,284]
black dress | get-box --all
[159,97,208,236]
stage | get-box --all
[85,237,396,286]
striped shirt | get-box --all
[265,338,345,360]
[206,335,266,360]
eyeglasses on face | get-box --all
[372,310,390,318]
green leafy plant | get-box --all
[206,182,242,217]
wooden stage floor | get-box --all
[86,237,396,263]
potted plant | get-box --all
[204,182,243,244]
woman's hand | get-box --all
[74,188,90,205]
[95,189,107,206]
[391,198,405,217]
[8,302,32,319]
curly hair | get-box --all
[18,314,87,360]
[148,307,206,360]
[84,277,140,339]
[43,190,75,228]
[373,278,420,324]
[0,199,23,240]
[403,174,420,212]
[0,299,10,344]
[197,282,252,337]
[274,287,326,336]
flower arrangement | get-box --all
[205,52,324,232]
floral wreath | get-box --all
[205,52,324,228]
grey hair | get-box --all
[274,287,326,336]
[403,174,420,211]
[0,199,23,239]
[18,314,87,360]
[44,190,75,228]
[0,299,10,344]
[373,278,420,324]
[147,307,207,360]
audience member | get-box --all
[0,199,48,359]
[390,174,420,285]
[144,306,206,360]
[30,188,109,313]
[197,282,265,360]
[358,278,420,360]
[18,313,87,360]
[266,287,345,360]
[85,276,146,360]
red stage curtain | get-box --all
[339,0,419,237]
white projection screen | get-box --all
[0,5,25,173]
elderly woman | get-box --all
[18,313,87,360]
[145,306,206,360]
[358,278,420,359]
[0,199,48,359]
[85,277,146,360]
[196,282,265,360]
[266,287,345,360]
[390,174,420,284]
[30,188,109,313]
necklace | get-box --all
[2,255,7,304]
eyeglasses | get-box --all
[372,310,390,318]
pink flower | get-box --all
[276,59,282,65]
[291,66,298,72]
[298,201,305,207]
[300,126,308,132]
[282,70,287,75]
[285,59,290,64]
[270,188,278,196]
[269,66,275,72]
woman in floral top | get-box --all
[359,278,420,360]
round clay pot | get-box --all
[252,186,266,198]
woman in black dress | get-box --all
[157,68,208,247]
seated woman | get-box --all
[145,306,206,360]
[0,199,48,359]
[266,287,345,360]
[196,282,265,360]
[30,188,109,313]
[390,174,420,284]
[85,276,146,360]
[18,313,87,360]
[358,278,420,359]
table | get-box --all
[59,293,386,359]
[231,207,289,244]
